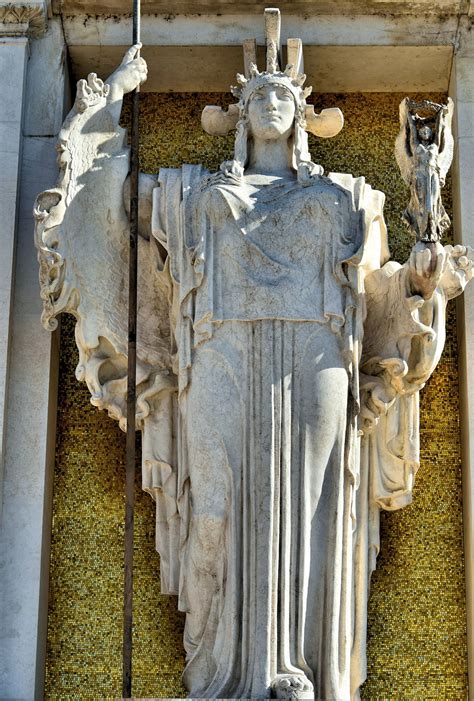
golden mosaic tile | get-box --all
[44,93,467,700]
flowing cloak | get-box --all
[145,165,447,700]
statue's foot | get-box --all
[271,674,314,699]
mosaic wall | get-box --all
[45,92,468,699]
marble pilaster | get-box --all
[0,8,68,700]
[449,21,474,696]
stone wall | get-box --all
[44,92,468,699]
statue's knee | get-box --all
[190,513,226,575]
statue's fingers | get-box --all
[416,249,430,276]
[434,251,445,278]
[453,244,467,257]
[136,57,148,73]
[424,247,434,275]
[416,249,430,277]
[121,42,142,65]
[88,73,104,92]
[76,78,90,94]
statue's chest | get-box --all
[193,185,355,323]
[214,186,350,274]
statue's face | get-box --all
[247,83,296,140]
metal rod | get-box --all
[122,0,140,696]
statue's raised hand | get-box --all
[408,241,447,300]
[108,43,148,99]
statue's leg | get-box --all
[299,326,351,701]
[178,322,351,700]
[180,337,244,696]
[271,323,350,701]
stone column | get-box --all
[0,4,69,699]
[449,18,474,696]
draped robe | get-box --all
[143,166,446,700]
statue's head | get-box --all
[245,81,297,141]
[417,124,433,143]
[229,62,314,178]
[201,8,344,183]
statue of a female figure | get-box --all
[396,98,454,242]
[34,10,473,700]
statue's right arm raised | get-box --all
[34,46,175,431]
[107,43,148,123]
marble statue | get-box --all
[34,9,474,701]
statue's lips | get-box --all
[264,115,285,126]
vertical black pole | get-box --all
[123,1,140,697]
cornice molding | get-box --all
[0,1,47,36]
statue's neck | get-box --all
[246,137,295,177]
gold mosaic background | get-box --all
[45,93,468,699]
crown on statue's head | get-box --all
[231,63,312,105]
[201,8,344,140]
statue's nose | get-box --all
[266,97,278,111]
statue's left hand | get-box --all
[107,43,148,98]
[408,241,447,300]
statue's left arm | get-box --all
[359,241,474,509]
[350,238,474,695]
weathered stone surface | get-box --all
[0,34,29,541]
[24,17,68,135]
[0,14,68,700]
[61,10,459,94]
[57,0,465,18]
[0,136,60,701]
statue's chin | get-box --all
[249,121,292,141]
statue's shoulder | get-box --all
[304,174,348,196]
[327,172,386,214]
[184,168,247,217]
[157,164,211,209]
[158,164,207,190]
[299,174,361,211]
[192,167,238,193]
